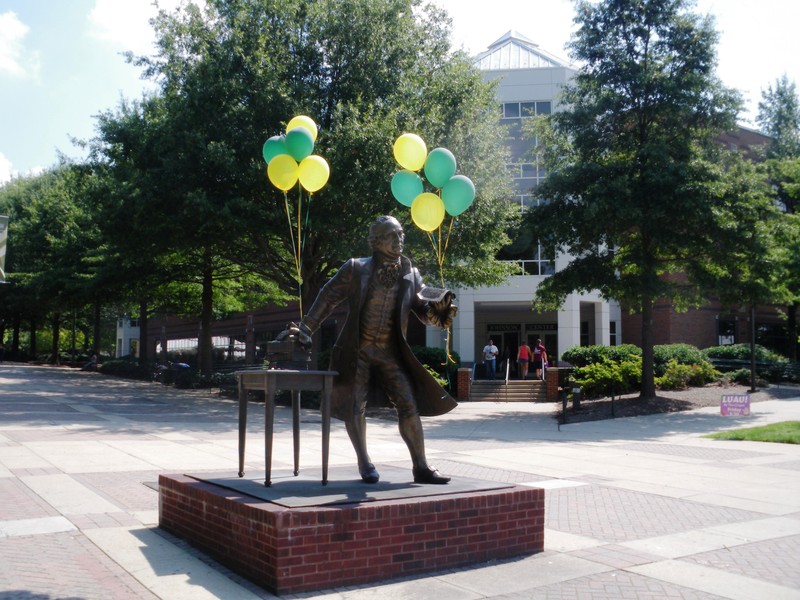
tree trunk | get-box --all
[51,313,61,364]
[787,302,798,363]
[27,315,34,357]
[639,293,656,399]
[199,261,214,374]
[92,304,101,356]
[12,314,21,355]
[749,304,757,393]
[138,298,149,367]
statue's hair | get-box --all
[367,215,402,250]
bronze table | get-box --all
[236,369,336,486]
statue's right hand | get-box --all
[276,321,312,348]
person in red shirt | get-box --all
[517,341,531,380]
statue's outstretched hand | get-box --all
[429,292,458,329]
[275,321,313,349]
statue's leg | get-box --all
[350,354,379,483]
[378,351,450,484]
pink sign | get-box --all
[720,394,750,416]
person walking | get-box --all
[517,340,531,380]
[532,338,548,380]
[482,338,499,380]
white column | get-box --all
[594,302,610,346]
[558,293,581,357]
[450,291,476,364]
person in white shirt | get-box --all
[482,338,499,379]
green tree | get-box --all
[103,0,515,371]
[0,164,104,361]
[757,75,800,164]
[527,0,742,399]
[757,76,800,359]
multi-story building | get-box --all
[444,31,621,370]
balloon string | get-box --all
[302,192,312,253]
[296,185,303,317]
[284,192,298,270]
[442,217,454,264]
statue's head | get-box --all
[368,215,404,259]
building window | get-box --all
[501,101,552,119]
[718,318,736,346]
[610,321,618,346]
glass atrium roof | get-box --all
[473,30,571,71]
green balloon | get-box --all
[442,175,476,216]
[423,147,457,188]
[285,127,314,161]
[391,170,424,207]
[262,135,287,164]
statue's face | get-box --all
[372,221,405,259]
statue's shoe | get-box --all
[412,466,450,484]
[359,463,380,484]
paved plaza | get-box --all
[1,363,799,599]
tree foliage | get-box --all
[4,0,516,370]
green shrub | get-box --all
[98,358,151,380]
[411,345,461,380]
[654,344,711,376]
[656,359,718,390]
[703,344,787,363]
[573,355,642,398]
[728,368,753,385]
[561,344,641,367]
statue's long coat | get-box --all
[304,255,458,421]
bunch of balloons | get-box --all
[391,133,476,232]
[263,115,330,193]
[261,115,330,316]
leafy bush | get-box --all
[98,358,151,380]
[573,355,642,398]
[653,344,712,376]
[703,344,787,363]
[561,344,641,367]
[656,359,718,390]
[411,345,461,381]
[727,368,753,385]
[566,343,718,396]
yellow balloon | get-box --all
[410,192,445,232]
[286,115,318,142]
[267,154,299,191]
[298,155,330,192]
[393,133,427,171]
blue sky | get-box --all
[1,0,799,184]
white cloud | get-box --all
[87,0,188,56]
[87,0,157,54]
[0,11,39,78]
[0,151,15,184]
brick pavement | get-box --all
[2,363,800,599]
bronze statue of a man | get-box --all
[287,215,458,484]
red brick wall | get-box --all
[159,474,544,595]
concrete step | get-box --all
[469,379,547,402]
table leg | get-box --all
[238,377,247,477]
[321,375,332,485]
[264,376,275,486]
[292,390,301,476]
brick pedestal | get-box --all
[159,474,544,595]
